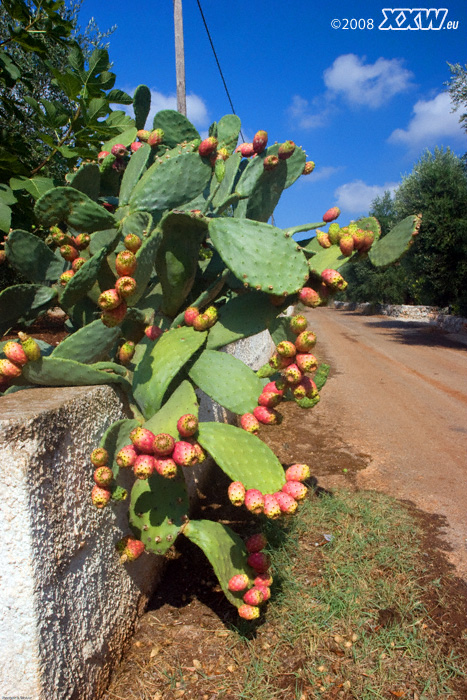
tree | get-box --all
[446,62,467,134]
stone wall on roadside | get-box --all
[333,301,467,334]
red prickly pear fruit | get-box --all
[91,485,111,508]
[144,325,163,341]
[187,440,206,464]
[254,572,273,587]
[72,257,86,272]
[118,340,135,364]
[238,604,260,620]
[253,130,268,153]
[239,142,255,157]
[198,136,218,157]
[262,381,285,397]
[244,489,264,514]
[0,250,6,264]
[216,147,230,161]
[276,340,296,358]
[352,228,367,251]
[327,223,341,245]
[240,413,261,434]
[133,454,156,479]
[153,433,176,457]
[60,244,79,262]
[274,491,298,515]
[115,276,137,299]
[290,314,308,335]
[18,332,41,361]
[302,161,315,175]
[360,229,375,253]
[228,481,246,506]
[101,301,127,327]
[247,551,271,573]
[184,306,199,326]
[243,587,264,605]
[3,341,28,366]
[322,206,341,223]
[293,376,318,400]
[148,128,165,147]
[253,405,281,425]
[98,288,121,310]
[124,233,142,252]
[90,447,109,467]
[136,129,151,142]
[316,229,332,248]
[256,584,271,601]
[93,466,113,488]
[268,352,293,370]
[73,233,90,250]
[154,457,178,479]
[257,391,281,409]
[278,140,295,160]
[282,363,303,385]
[263,494,281,519]
[177,414,198,438]
[172,441,198,467]
[116,535,145,562]
[295,330,317,353]
[192,313,211,331]
[263,154,279,171]
[0,358,22,378]
[339,234,354,257]
[115,250,137,277]
[130,141,143,152]
[321,268,347,291]
[282,480,308,501]
[228,574,249,592]
[116,444,137,468]
[130,426,156,454]
[59,270,74,286]
[98,150,110,163]
[298,287,321,308]
[285,463,311,482]
[245,533,268,553]
[295,353,318,373]
[111,143,127,157]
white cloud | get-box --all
[334,180,399,214]
[305,165,344,183]
[323,54,413,108]
[388,92,465,147]
[115,87,210,131]
[287,95,332,130]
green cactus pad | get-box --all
[299,236,323,256]
[67,163,100,200]
[184,519,255,609]
[217,114,241,152]
[89,228,121,255]
[355,216,382,242]
[129,152,212,215]
[133,84,151,131]
[98,417,140,478]
[121,210,153,240]
[314,363,330,391]
[209,218,309,294]
[129,471,189,555]
[256,362,277,379]
[35,187,116,232]
[133,327,207,419]
[5,230,66,283]
[206,292,279,349]
[284,222,325,237]
[126,226,162,306]
[189,349,264,415]
[21,356,130,388]
[119,143,151,206]
[131,284,163,319]
[197,422,285,492]
[308,245,353,275]
[368,214,421,268]
[101,127,138,153]
[60,236,119,309]
[269,316,296,346]
[296,395,320,409]
[212,152,242,211]
[51,320,121,363]
[156,211,208,316]
[152,109,200,148]
[0,284,58,336]
[144,379,199,436]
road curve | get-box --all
[306,306,467,579]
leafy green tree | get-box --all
[446,62,467,135]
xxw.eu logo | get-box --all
[379,8,453,30]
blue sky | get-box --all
[78,0,467,230]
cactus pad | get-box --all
[21,356,130,388]
[67,163,100,200]
[5,229,66,283]
[51,320,121,363]
[99,418,140,478]
[0,284,58,336]
[152,109,200,148]
[35,187,116,232]
[119,142,151,206]
[369,214,421,268]
[133,84,151,131]
[308,245,352,275]
[189,349,264,415]
[144,379,199,436]
[206,292,280,349]
[216,114,241,152]
[314,363,330,391]
[197,422,285,492]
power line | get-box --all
[195,0,245,141]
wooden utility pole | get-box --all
[173,0,187,116]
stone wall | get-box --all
[333,301,467,334]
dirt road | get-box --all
[301,307,467,579]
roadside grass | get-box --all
[225,490,467,699]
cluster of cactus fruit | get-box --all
[0,89,420,619]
